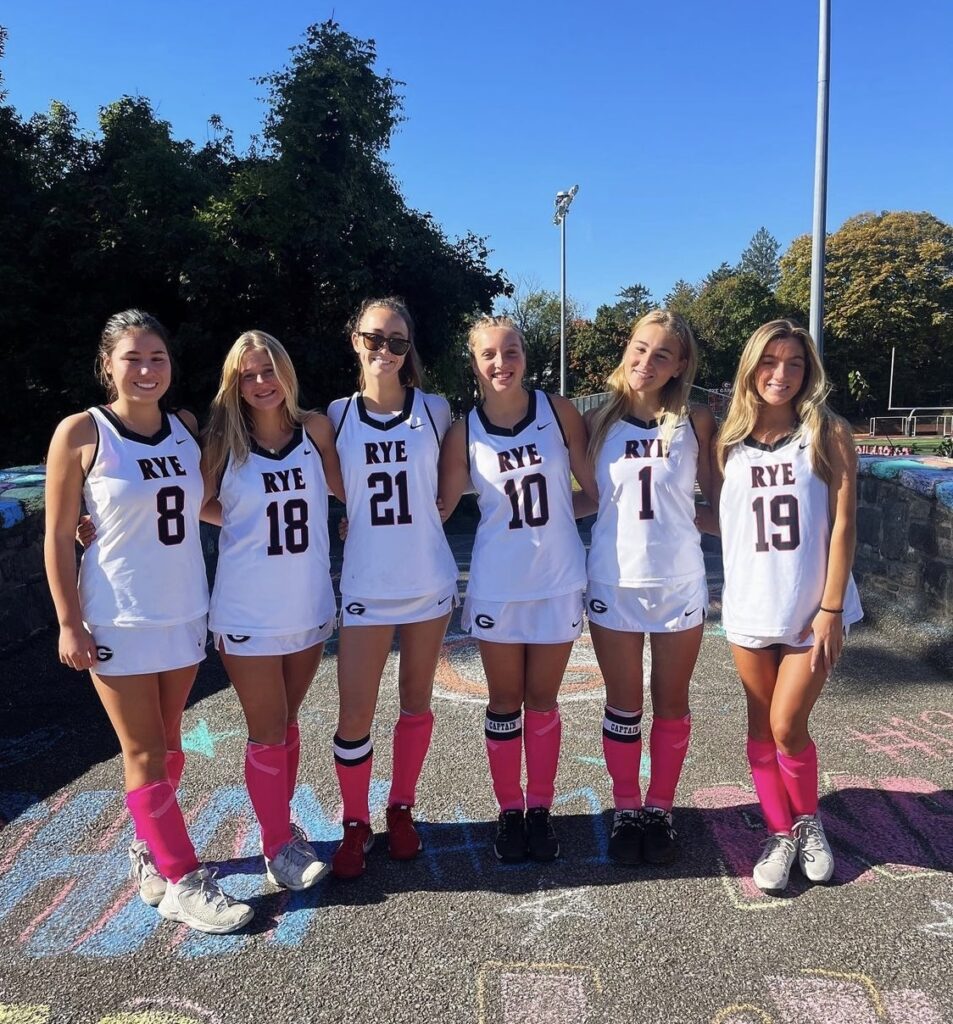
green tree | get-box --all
[664,279,698,321]
[739,227,781,291]
[503,282,580,391]
[777,211,953,411]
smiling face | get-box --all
[754,336,806,408]
[352,306,412,385]
[624,322,687,397]
[238,346,286,413]
[103,330,171,405]
[470,326,526,395]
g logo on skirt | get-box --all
[474,614,496,629]
[96,646,114,662]
[588,599,608,614]
[345,602,366,616]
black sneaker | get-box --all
[494,809,527,863]
[608,809,643,866]
[640,806,679,865]
[525,807,560,862]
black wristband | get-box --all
[819,606,844,614]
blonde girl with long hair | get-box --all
[204,330,344,892]
[713,319,862,894]
[328,297,458,880]
[47,310,253,934]
[579,310,716,866]
[438,315,598,864]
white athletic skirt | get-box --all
[214,620,334,656]
[585,577,708,633]
[339,588,458,627]
[87,615,207,677]
[462,590,585,644]
[725,625,852,650]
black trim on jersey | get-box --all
[172,411,201,446]
[82,410,101,481]
[422,394,441,443]
[465,412,472,474]
[622,415,660,430]
[249,426,303,461]
[356,387,415,431]
[543,392,569,449]
[98,406,172,446]
[476,388,537,437]
[215,450,230,499]
[743,431,800,452]
[333,395,355,441]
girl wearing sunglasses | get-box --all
[327,297,458,879]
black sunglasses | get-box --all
[357,331,412,356]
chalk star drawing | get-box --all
[920,900,953,939]
[180,719,244,759]
[502,886,601,944]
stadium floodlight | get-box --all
[554,185,579,396]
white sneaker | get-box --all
[266,835,329,891]
[128,840,166,907]
[157,867,254,934]
[793,814,835,883]
[752,833,798,894]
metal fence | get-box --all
[570,385,731,422]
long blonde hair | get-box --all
[467,314,526,399]
[349,296,424,391]
[587,310,697,460]
[716,319,844,484]
[202,331,308,483]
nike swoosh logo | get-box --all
[304,449,312,455]
[684,608,697,616]
[438,595,452,605]
[799,442,810,449]
[318,621,329,629]
[571,619,581,628]
[537,423,550,430]
[176,438,188,445]
[410,423,426,430]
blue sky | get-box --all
[4,1,951,315]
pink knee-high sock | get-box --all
[746,737,793,834]
[333,733,373,824]
[126,780,199,883]
[484,709,524,812]
[645,714,692,812]
[245,741,292,859]
[602,705,643,810]
[285,722,301,804]
[777,740,819,818]
[524,706,562,810]
[389,709,434,807]
[166,749,185,790]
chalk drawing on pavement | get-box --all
[0,1002,220,1024]
[434,632,605,704]
[713,969,949,1024]
[920,900,953,939]
[848,710,953,764]
[502,884,601,945]
[180,720,245,759]
[476,961,602,1024]
[696,773,953,910]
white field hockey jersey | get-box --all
[329,389,457,599]
[78,406,208,627]
[467,390,586,601]
[719,429,862,636]
[209,426,336,636]
[587,414,705,587]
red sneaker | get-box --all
[332,819,374,879]
[386,804,423,860]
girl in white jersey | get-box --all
[202,331,344,892]
[714,320,862,894]
[439,316,598,863]
[579,311,715,867]
[328,297,458,880]
[44,310,252,934]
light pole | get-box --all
[809,0,831,359]
[554,185,579,396]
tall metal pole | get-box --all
[559,215,567,397]
[553,185,578,397]
[809,0,831,359]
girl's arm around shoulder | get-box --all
[437,418,471,522]
[175,408,200,438]
[44,413,98,670]
[304,411,346,504]
[549,394,598,503]
[690,403,717,506]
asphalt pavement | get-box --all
[1,524,951,1024]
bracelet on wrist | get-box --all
[819,606,844,614]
